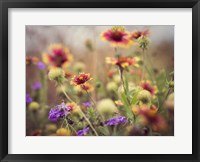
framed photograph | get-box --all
[0,0,199,161]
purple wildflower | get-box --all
[48,102,70,122]
[77,127,90,136]
[31,81,42,90]
[26,93,33,104]
[105,116,128,126]
[37,61,46,70]
[82,102,92,107]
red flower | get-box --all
[80,83,94,92]
[131,29,149,40]
[138,105,167,132]
[43,44,73,68]
[101,26,133,48]
[71,73,92,86]
[106,56,140,68]
[140,80,158,98]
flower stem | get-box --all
[85,90,96,106]
[118,67,126,93]
[60,85,74,103]
[60,84,98,136]
[79,108,99,136]
[68,124,77,134]
[141,49,145,80]
[159,88,171,110]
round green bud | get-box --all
[137,90,151,105]
[95,82,101,88]
[169,81,174,89]
[96,98,118,115]
[113,75,121,84]
[48,68,65,83]
[56,128,71,136]
[106,81,118,92]
[73,86,81,93]
[73,62,86,73]
[29,101,40,111]
[137,36,150,50]
[46,124,57,132]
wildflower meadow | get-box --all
[26,26,174,136]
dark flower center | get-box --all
[50,48,68,67]
[110,32,124,42]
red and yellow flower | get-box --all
[66,102,78,112]
[101,26,133,48]
[106,56,140,68]
[80,83,94,92]
[131,29,150,40]
[71,73,93,86]
[137,105,167,132]
[42,44,73,68]
[140,80,158,98]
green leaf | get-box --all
[131,94,138,105]
[120,92,129,106]
[120,92,134,121]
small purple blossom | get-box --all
[37,61,46,70]
[105,116,128,126]
[48,102,70,122]
[77,127,90,136]
[31,81,42,90]
[26,93,33,104]
[82,102,92,107]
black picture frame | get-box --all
[0,0,199,161]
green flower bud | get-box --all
[137,36,150,50]
[28,101,40,111]
[95,82,101,88]
[48,68,65,84]
[85,39,94,51]
[137,90,151,105]
[168,81,174,89]
[96,99,118,115]
[56,128,71,136]
[106,81,118,92]
[73,86,81,93]
[46,124,57,132]
[113,75,121,84]
[73,62,86,73]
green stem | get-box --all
[79,108,99,136]
[68,124,77,134]
[64,118,77,134]
[60,84,98,136]
[118,67,126,93]
[85,90,96,106]
[159,88,171,110]
[141,49,145,80]
[60,85,74,103]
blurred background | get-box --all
[26,25,174,105]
